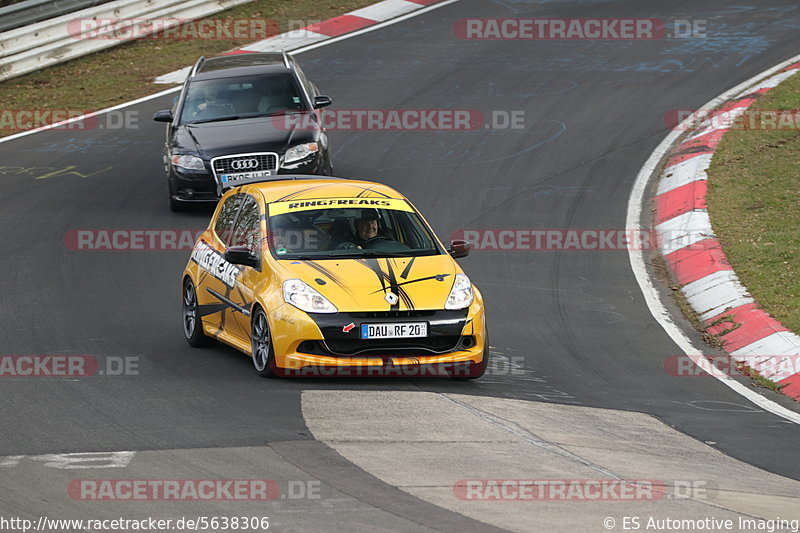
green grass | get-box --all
[735,361,787,393]
[706,73,800,333]
[0,0,374,136]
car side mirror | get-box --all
[448,239,470,258]
[153,109,174,123]
[225,246,258,268]
[313,95,332,109]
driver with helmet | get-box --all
[353,209,381,247]
[332,208,388,250]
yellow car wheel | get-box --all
[251,307,278,378]
[182,277,216,347]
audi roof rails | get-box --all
[190,56,206,78]
[282,50,292,69]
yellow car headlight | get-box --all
[283,279,338,314]
[445,273,474,310]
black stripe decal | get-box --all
[304,260,357,298]
[196,303,227,317]
[358,258,390,293]
[384,259,414,311]
[400,257,416,279]
[346,184,392,198]
[383,259,402,311]
[207,288,252,316]
[358,257,399,310]
[368,272,451,293]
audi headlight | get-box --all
[171,154,205,171]
[282,142,319,165]
[283,279,338,314]
[445,273,474,310]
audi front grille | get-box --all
[211,152,279,177]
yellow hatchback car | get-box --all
[181,175,487,378]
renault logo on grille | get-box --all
[230,159,259,170]
[385,292,399,305]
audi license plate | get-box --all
[360,322,428,339]
[220,170,272,184]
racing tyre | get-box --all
[251,307,279,378]
[183,278,216,347]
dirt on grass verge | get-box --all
[705,73,800,334]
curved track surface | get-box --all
[2,0,800,528]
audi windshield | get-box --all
[180,74,307,125]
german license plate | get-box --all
[360,322,428,339]
[220,170,272,184]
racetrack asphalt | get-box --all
[2,0,800,529]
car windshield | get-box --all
[267,199,441,259]
[180,73,307,125]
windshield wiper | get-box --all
[361,250,416,257]
[189,116,241,124]
[319,250,425,259]
[279,250,436,260]
[267,109,305,116]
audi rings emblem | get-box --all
[230,159,259,170]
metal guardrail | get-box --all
[0,0,110,33]
[0,0,254,82]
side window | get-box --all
[176,77,193,122]
[230,195,261,254]
[214,194,242,244]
